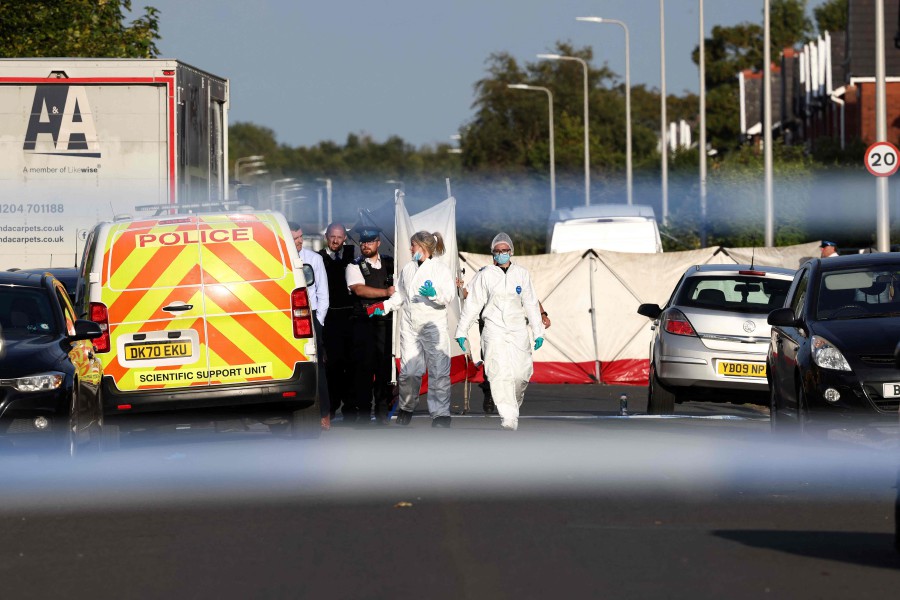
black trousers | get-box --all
[349,315,394,420]
[322,308,354,417]
[312,310,329,418]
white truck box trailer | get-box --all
[0,58,229,270]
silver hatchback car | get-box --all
[637,264,796,414]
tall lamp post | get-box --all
[271,178,295,212]
[577,16,632,206]
[699,0,708,247]
[235,155,265,181]
[764,0,774,247]
[660,0,668,224]
[508,83,556,212]
[316,177,332,225]
[538,53,591,206]
[281,184,304,222]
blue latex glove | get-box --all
[533,337,544,351]
[456,337,467,352]
[419,283,437,297]
[369,308,385,317]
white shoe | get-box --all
[500,419,518,431]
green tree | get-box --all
[813,0,848,33]
[463,43,621,174]
[0,0,160,58]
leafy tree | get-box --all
[0,0,159,58]
[813,0,848,33]
[463,43,622,174]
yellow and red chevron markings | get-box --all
[99,213,310,392]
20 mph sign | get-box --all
[865,141,900,177]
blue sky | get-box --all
[147,0,831,148]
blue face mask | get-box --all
[495,253,510,265]
[412,251,423,262]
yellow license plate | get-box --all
[717,361,766,378]
[124,341,192,360]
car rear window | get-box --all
[0,288,57,336]
[676,275,792,314]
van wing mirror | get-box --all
[767,307,799,328]
[302,264,315,287]
[637,303,662,320]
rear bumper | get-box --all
[100,362,317,415]
[658,354,768,392]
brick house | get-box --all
[740,0,900,149]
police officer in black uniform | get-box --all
[346,226,395,424]
[318,222,356,419]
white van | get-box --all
[547,204,663,254]
[77,211,321,439]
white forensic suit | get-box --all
[455,263,544,430]
[383,257,455,417]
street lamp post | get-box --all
[316,178,332,225]
[660,0,668,224]
[764,0,774,247]
[508,83,556,211]
[577,16,632,206]
[270,178,295,212]
[538,53,591,206]
[699,0,708,247]
[281,184,304,222]
[235,155,265,181]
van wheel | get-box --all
[291,405,321,440]
[648,365,676,415]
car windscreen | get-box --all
[817,266,900,319]
[0,288,57,336]
[675,275,792,314]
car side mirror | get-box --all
[637,303,662,320]
[767,307,799,328]
[70,319,103,341]
[303,264,315,287]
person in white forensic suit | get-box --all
[369,230,455,427]
[455,232,544,431]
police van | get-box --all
[77,211,320,439]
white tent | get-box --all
[458,241,818,385]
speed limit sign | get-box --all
[865,141,900,177]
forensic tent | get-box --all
[458,241,818,386]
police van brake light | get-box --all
[291,289,313,338]
[89,302,111,352]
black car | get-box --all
[0,271,105,453]
[13,267,81,306]
[768,253,900,433]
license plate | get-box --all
[124,340,192,361]
[717,361,766,378]
[882,383,900,398]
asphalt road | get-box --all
[1,383,898,599]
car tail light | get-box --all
[89,302,110,352]
[291,288,313,338]
[663,309,697,337]
[738,270,766,276]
